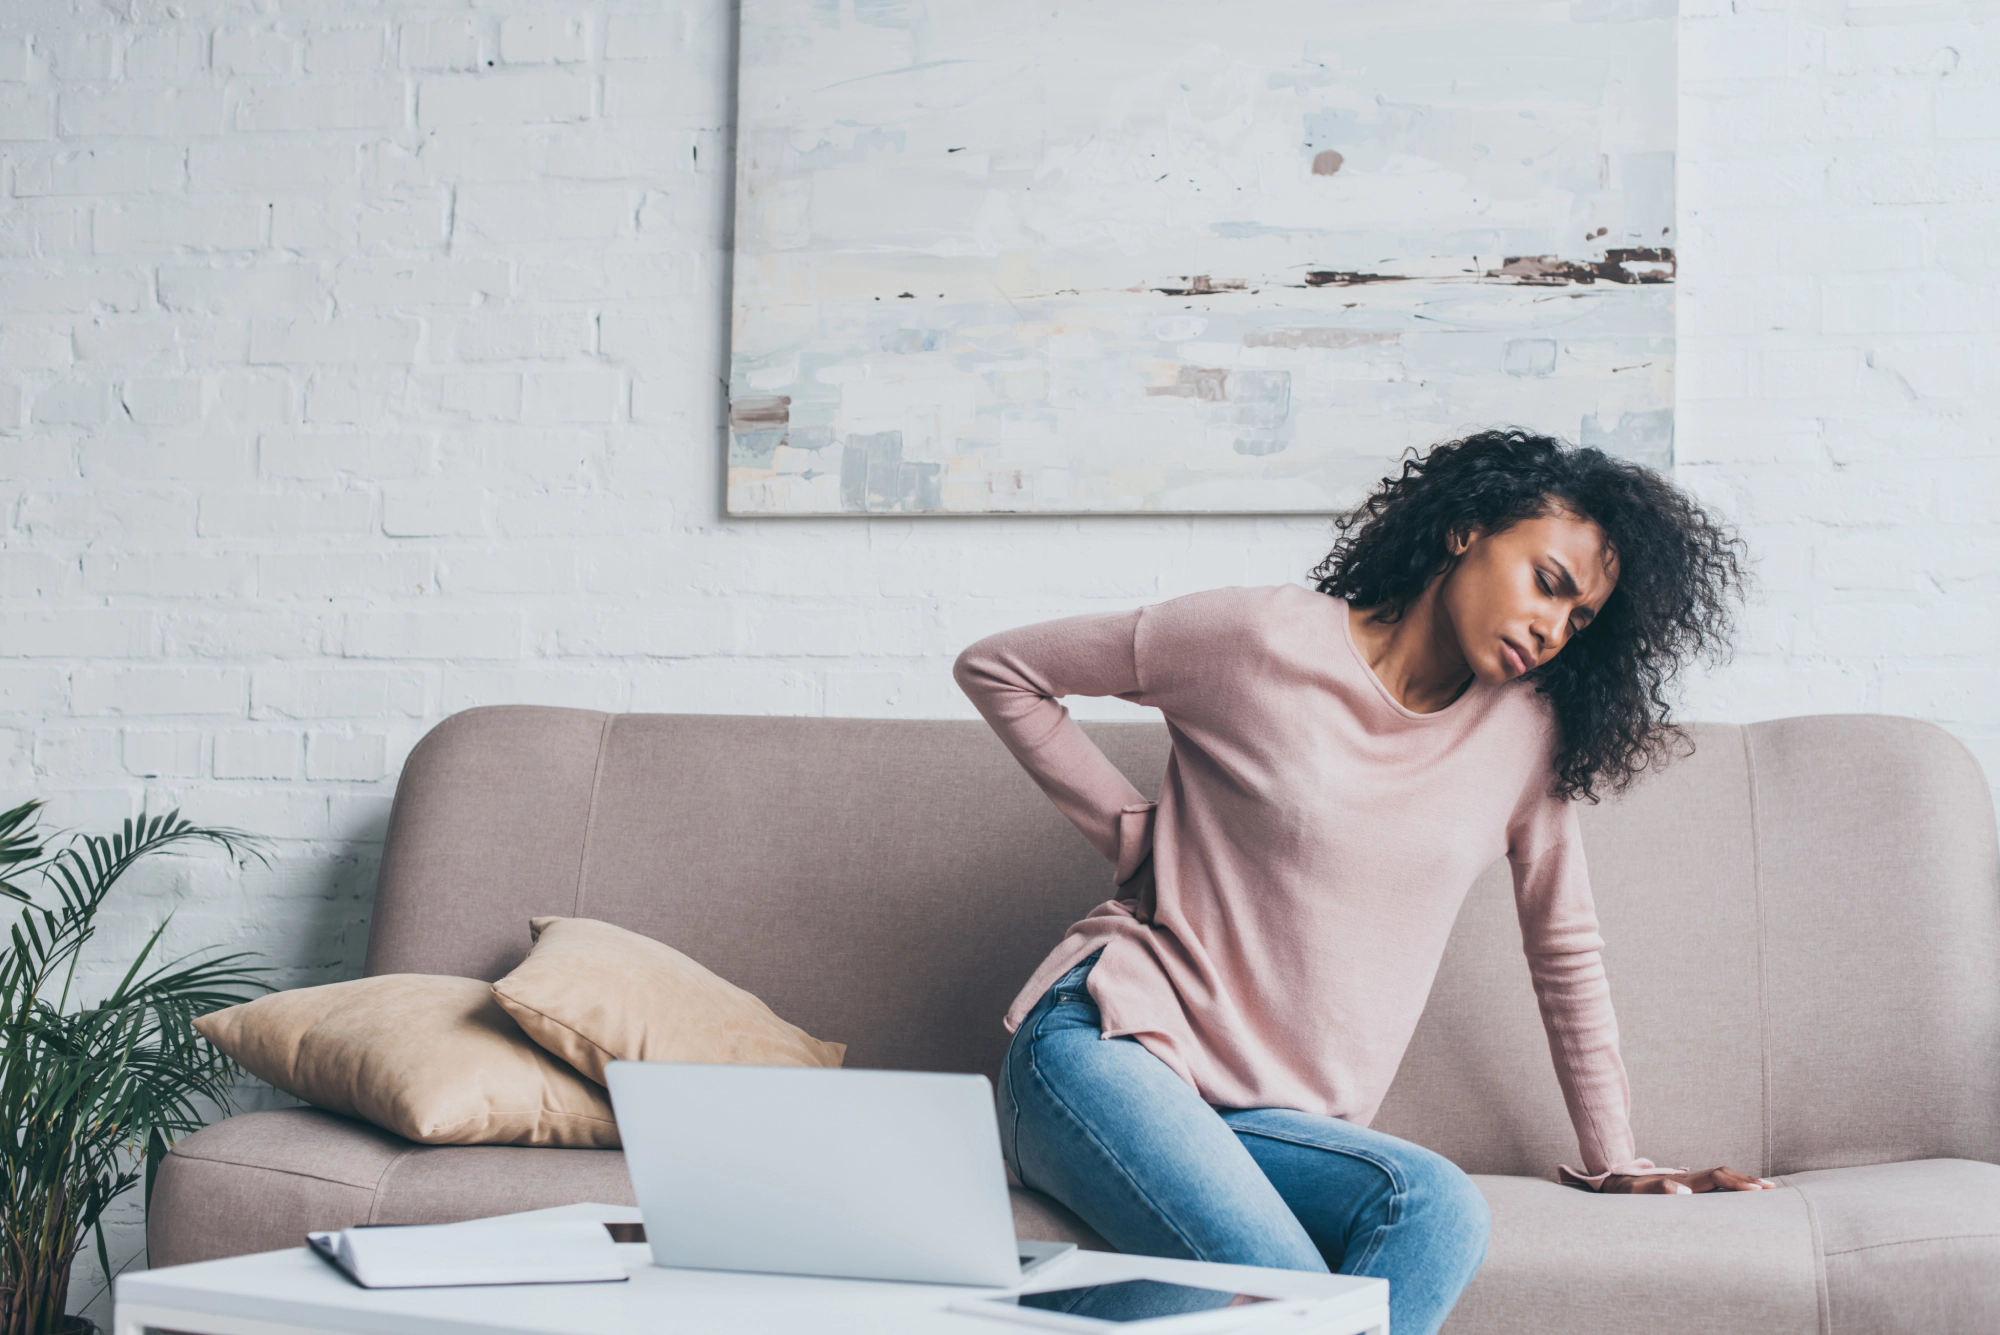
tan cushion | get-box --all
[194,976,619,1148]
[491,916,846,1084]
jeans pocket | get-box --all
[1051,948,1105,1003]
[996,1036,1021,1178]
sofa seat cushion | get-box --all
[1453,1173,1821,1335]
[151,1112,1997,1333]
[150,1109,1108,1269]
[1452,1159,2000,1335]
[1785,1158,2000,1335]
[148,1109,640,1267]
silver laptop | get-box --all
[606,1061,1075,1287]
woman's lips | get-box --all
[1501,639,1530,677]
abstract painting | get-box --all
[727,0,1675,516]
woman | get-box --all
[954,430,1770,1335]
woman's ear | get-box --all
[1447,524,1486,556]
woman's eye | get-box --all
[1536,574,1551,596]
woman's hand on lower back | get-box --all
[1598,1166,1777,1194]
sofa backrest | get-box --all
[366,707,1999,1179]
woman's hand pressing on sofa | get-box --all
[1598,1166,1778,1194]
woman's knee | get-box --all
[1398,1148,1490,1271]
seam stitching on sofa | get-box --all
[570,713,615,919]
[166,1148,387,1193]
[1743,725,1773,1180]
[1788,1178,1833,1335]
[1824,1231,2000,1257]
[365,1145,422,1225]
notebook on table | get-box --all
[305,1219,629,1289]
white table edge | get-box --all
[116,1201,1390,1335]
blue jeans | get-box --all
[999,950,1490,1335]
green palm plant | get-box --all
[0,800,269,1335]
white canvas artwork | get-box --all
[726,0,1675,516]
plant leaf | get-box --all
[1,806,272,1298]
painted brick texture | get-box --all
[1673,0,1999,788]
[1,0,1996,1319]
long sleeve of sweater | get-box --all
[952,608,1159,884]
[1507,786,1666,1185]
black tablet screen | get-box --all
[990,1278,1277,1322]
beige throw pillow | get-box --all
[492,917,846,1083]
[195,974,620,1148]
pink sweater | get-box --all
[954,584,1660,1186]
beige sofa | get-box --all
[151,706,2000,1333]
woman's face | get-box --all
[1442,508,1620,683]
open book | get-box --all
[306,1219,630,1289]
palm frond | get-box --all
[1,804,272,1335]
[0,800,45,904]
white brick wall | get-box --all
[1,0,1995,1319]
[1674,0,2000,794]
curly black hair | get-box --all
[1309,427,1750,804]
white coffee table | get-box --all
[116,1203,1390,1335]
